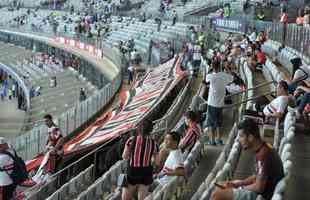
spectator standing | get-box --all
[0,137,16,200]
[127,64,135,85]
[192,41,202,76]
[205,60,233,145]
[79,88,87,102]
[11,83,16,98]
[211,119,284,200]
[157,131,185,185]
[296,8,304,26]
[44,114,64,173]
[155,17,162,32]
[172,10,177,26]
[8,89,12,100]
[167,42,175,60]
[279,8,288,47]
[122,121,159,200]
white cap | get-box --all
[0,137,7,145]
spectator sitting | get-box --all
[294,85,310,121]
[156,131,185,185]
[285,57,310,93]
[248,28,257,43]
[263,80,290,120]
[255,48,266,70]
[0,137,16,200]
[179,111,201,154]
[122,121,159,200]
[211,118,284,200]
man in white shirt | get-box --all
[205,60,234,145]
[263,80,290,119]
[158,131,185,185]
[249,28,257,43]
[292,65,310,82]
[0,137,15,200]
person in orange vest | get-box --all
[296,8,304,26]
[279,8,288,47]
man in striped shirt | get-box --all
[179,111,201,154]
[122,122,159,200]
[263,81,290,120]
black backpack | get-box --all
[0,150,28,186]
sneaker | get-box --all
[216,139,224,146]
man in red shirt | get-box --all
[256,48,266,71]
[211,118,284,200]
[44,114,64,173]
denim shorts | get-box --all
[233,188,258,200]
[206,105,223,128]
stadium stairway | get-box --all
[179,111,235,200]
[29,68,96,123]
[0,99,26,139]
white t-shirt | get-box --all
[293,66,310,82]
[263,96,289,117]
[249,32,257,42]
[158,149,184,185]
[192,45,202,61]
[206,72,234,107]
[0,151,14,186]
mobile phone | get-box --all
[214,182,226,189]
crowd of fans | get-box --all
[1,1,310,200]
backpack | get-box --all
[0,150,28,186]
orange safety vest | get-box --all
[296,17,304,25]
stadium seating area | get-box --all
[0,40,97,136]
[0,0,310,200]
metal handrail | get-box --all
[225,80,275,98]
[224,91,276,109]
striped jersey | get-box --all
[126,135,159,168]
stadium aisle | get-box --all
[233,69,272,181]
[180,105,236,199]
[285,127,310,199]
[0,99,26,139]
